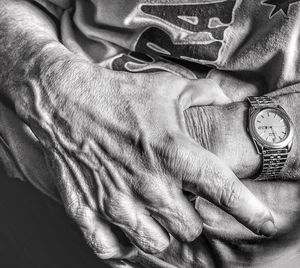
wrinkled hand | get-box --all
[16,56,275,260]
[185,93,300,181]
[161,93,300,268]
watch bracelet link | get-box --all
[248,96,275,108]
[261,149,288,178]
[247,96,288,179]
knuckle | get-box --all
[139,236,170,254]
[136,180,174,207]
[63,192,81,218]
[127,222,170,254]
[169,213,202,242]
[101,197,122,221]
[100,194,131,223]
[153,240,170,253]
[72,207,89,223]
[220,180,242,209]
[84,231,119,260]
[71,206,96,231]
[64,199,91,227]
[156,134,191,177]
[182,224,203,242]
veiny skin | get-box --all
[185,91,300,181]
[0,0,278,264]
[158,91,300,268]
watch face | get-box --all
[254,108,289,144]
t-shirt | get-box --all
[1,0,300,267]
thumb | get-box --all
[175,136,277,237]
[179,79,232,110]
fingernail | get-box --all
[259,221,277,237]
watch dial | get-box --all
[254,109,289,143]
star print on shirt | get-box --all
[262,0,300,18]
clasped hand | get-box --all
[18,58,275,260]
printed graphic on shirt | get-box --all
[112,52,159,73]
[262,0,300,18]
[112,1,237,76]
[136,1,236,62]
[111,51,201,78]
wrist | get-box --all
[185,93,300,180]
[272,94,299,180]
[0,0,85,115]
[13,41,94,120]
[11,43,72,118]
[185,102,260,179]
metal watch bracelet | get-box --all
[248,96,288,179]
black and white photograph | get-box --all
[0,0,300,267]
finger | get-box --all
[53,162,137,260]
[179,79,232,110]
[175,137,277,237]
[139,181,203,242]
[61,188,137,261]
[78,207,137,260]
[99,194,170,254]
[105,260,142,268]
[135,251,180,268]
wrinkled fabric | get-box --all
[1,0,300,267]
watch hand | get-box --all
[270,126,276,137]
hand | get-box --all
[0,0,276,263]
[184,92,300,180]
[11,51,276,260]
[169,92,300,268]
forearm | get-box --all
[0,0,74,109]
[185,90,300,180]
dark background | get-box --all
[0,162,109,268]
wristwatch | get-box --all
[247,96,294,179]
